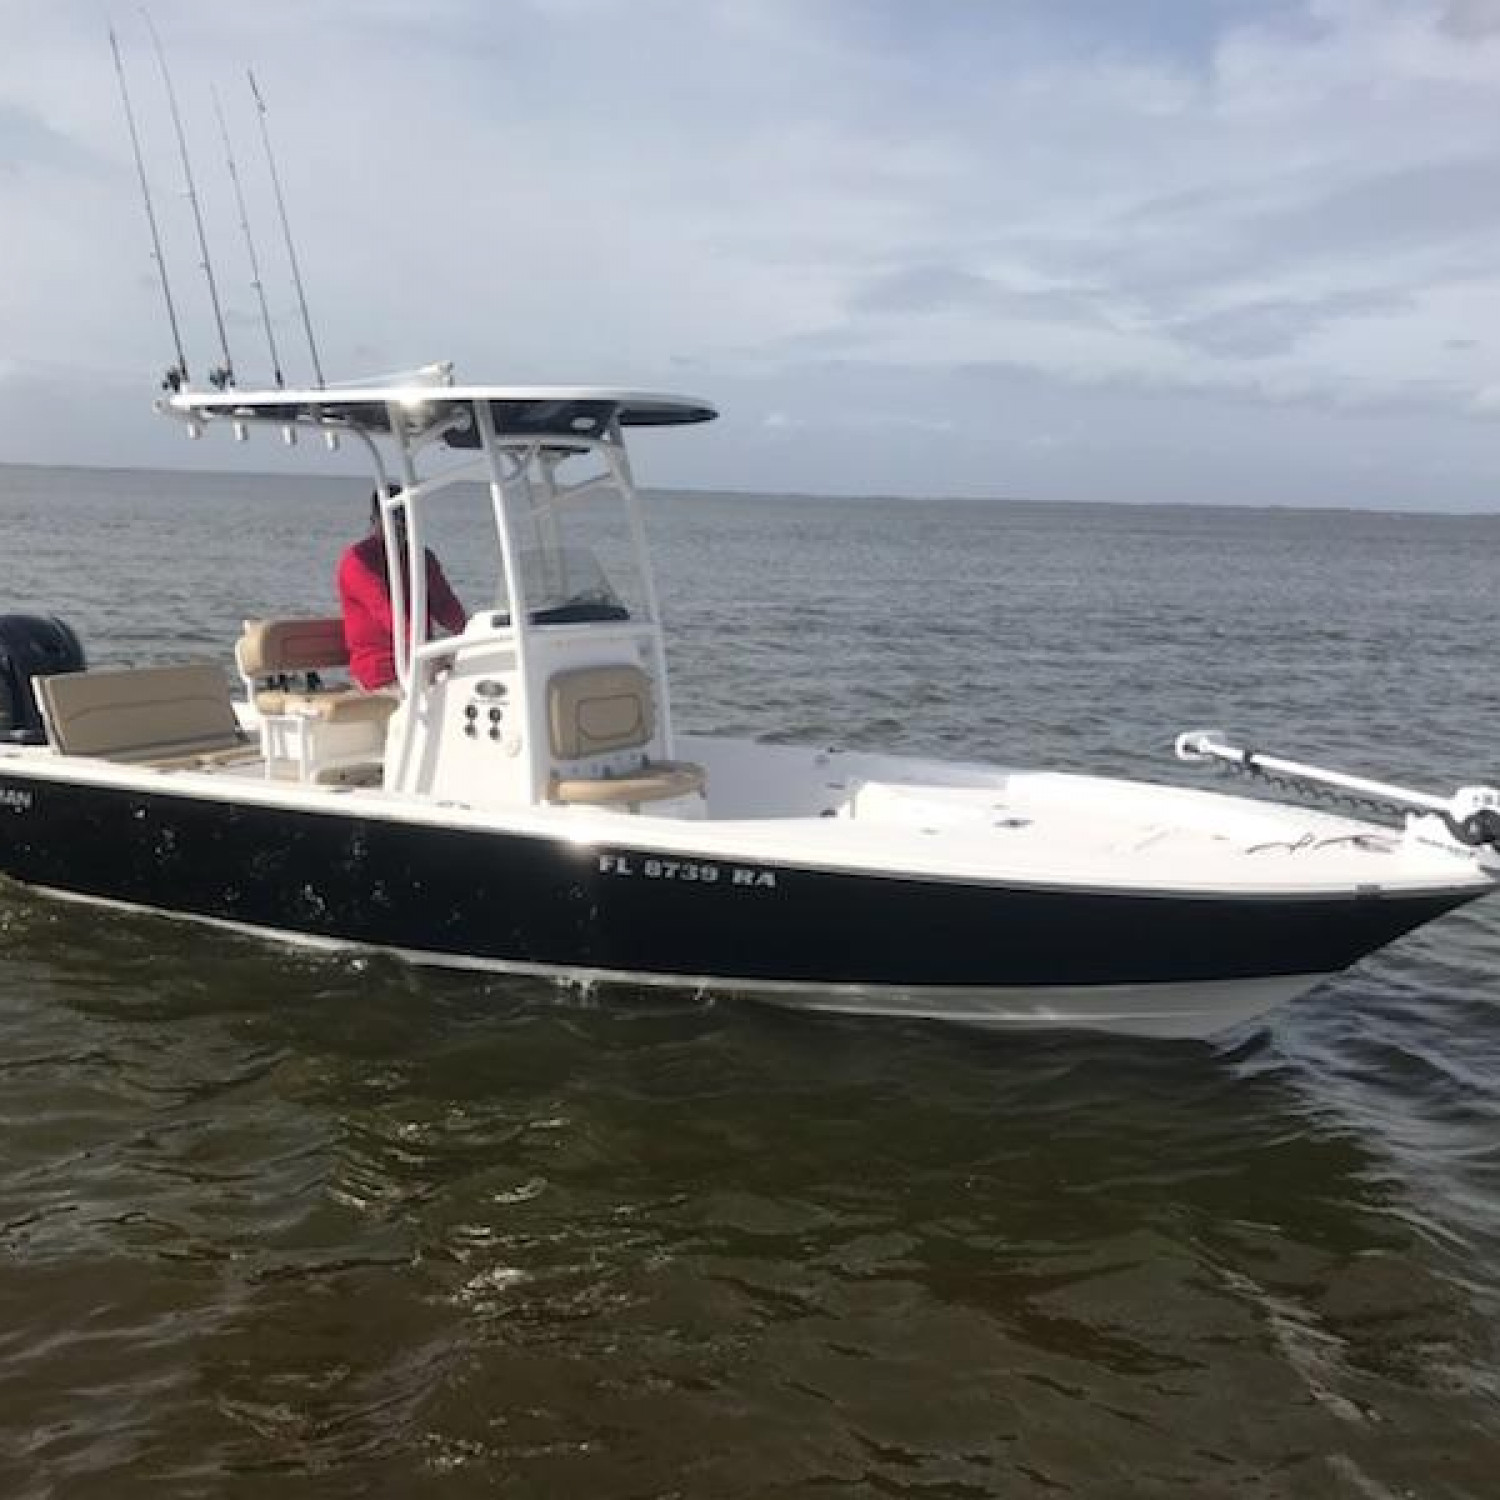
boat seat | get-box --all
[235,617,396,783]
[315,761,384,788]
[235,616,394,716]
[237,616,350,680]
[142,742,263,772]
[546,664,705,806]
[549,663,657,759]
[252,687,398,725]
[551,760,707,806]
[34,663,254,766]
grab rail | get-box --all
[1174,729,1500,850]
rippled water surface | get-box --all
[2,463,1499,1497]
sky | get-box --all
[4,0,1500,507]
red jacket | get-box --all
[337,533,467,690]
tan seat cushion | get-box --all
[143,742,263,772]
[314,761,384,788]
[237,617,350,678]
[550,760,706,806]
[548,665,655,759]
[254,688,398,725]
[36,664,249,763]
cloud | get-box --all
[1,0,1500,508]
[0,103,102,176]
[1167,289,1413,360]
[1439,0,1500,38]
[854,266,998,315]
[852,265,1107,328]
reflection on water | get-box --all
[2,467,1500,1494]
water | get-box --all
[2,462,1499,1496]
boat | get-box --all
[1,370,1497,1039]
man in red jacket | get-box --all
[337,486,467,690]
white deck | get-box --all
[2,732,1490,902]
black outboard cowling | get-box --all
[0,615,86,745]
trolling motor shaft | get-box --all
[1175,729,1500,850]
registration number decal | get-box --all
[598,853,777,888]
[0,788,33,812]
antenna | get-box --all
[108,26,188,390]
[141,8,235,390]
[212,85,283,387]
[248,69,325,388]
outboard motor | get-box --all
[0,615,86,745]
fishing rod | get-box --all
[248,68,325,388]
[108,25,188,390]
[141,7,235,389]
[212,84,283,387]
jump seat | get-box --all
[235,617,396,784]
[546,664,705,807]
[235,617,397,724]
[34,663,255,768]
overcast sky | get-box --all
[4,0,1500,507]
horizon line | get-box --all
[0,455,1496,521]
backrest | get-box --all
[36,663,242,761]
[236,617,349,679]
[547,664,655,760]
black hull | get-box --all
[0,771,1481,995]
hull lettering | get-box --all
[598,852,776,889]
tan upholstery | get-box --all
[253,688,398,725]
[144,742,263,772]
[550,760,707,806]
[314,761,384,788]
[236,617,398,728]
[236,617,349,678]
[548,665,655,759]
[36,664,251,765]
[545,665,703,807]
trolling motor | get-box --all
[1175,729,1500,852]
